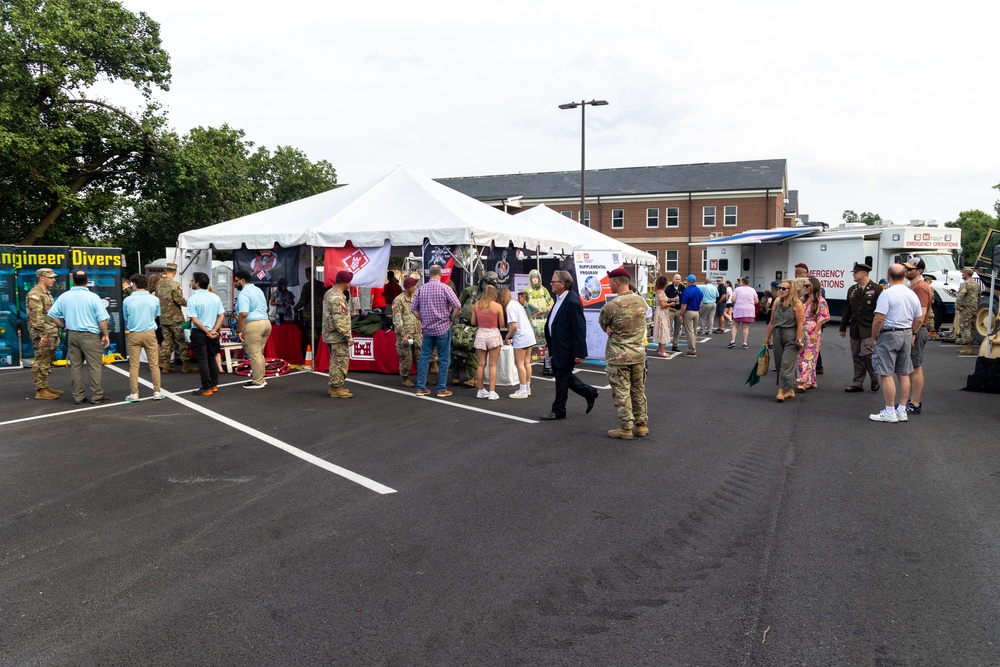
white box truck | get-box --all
[693,221,963,324]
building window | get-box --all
[724,205,737,226]
[582,210,590,227]
[702,248,708,272]
[561,211,574,219]
[611,209,624,229]
[647,249,659,270]
[646,208,659,228]
[665,250,678,272]
[666,207,679,227]
[703,206,716,227]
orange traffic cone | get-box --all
[304,345,313,370]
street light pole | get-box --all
[559,99,608,227]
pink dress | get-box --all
[652,290,671,343]
[797,297,830,386]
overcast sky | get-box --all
[111,0,999,226]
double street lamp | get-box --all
[558,99,609,226]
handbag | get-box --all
[755,346,771,377]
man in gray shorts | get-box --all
[869,264,923,423]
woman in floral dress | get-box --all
[797,276,830,390]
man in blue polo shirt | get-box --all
[122,274,163,402]
[677,274,703,357]
[47,270,111,405]
[234,269,272,389]
[187,271,226,397]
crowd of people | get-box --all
[22,253,962,431]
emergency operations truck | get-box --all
[693,221,963,323]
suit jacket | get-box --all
[545,290,589,368]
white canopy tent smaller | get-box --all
[513,205,658,266]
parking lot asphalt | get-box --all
[2,326,999,666]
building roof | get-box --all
[436,159,787,201]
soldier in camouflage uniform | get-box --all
[598,267,649,440]
[156,263,194,373]
[323,271,354,398]
[392,276,422,387]
[955,268,981,353]
[26,268,63,399]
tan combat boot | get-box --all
[957,345,974,355]
[182,361,198,373]
[635,425,650,437]
[608,427,634,440]
[35,387,59,400]
[328,386,353,398]
[160,364,173,374]
[46,386,64,396]
[401,376,415,387]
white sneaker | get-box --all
[527,387,532,396]
[896,409,908,422]
[488,391,500,400]
[125,393,139,403]
[869,409,898,423]
[477,388,489,399]
[152,391,164,400]
[509,389,528,399]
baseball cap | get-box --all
[686,274,697,282]
[904,257,925,271]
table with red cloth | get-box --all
[263,322,305,365]
[314,329,415,375]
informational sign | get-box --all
[573,250,627,360]
[350,337,375,361]
[421,241,468,289]
[71,247,126,355]
[234,245,301,288]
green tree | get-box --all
[842,210,882,225]
[0,0,171,245]
[947,209,997,266]
[117,126,338,264]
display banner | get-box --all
[421,241,464,288]
[234,245,301,288]
[572,250,626,361]
[70,247,126,356]
[486,242,515,291]
[324,241,392,288]
[1,245,72,368]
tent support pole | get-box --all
[310,250,316,362]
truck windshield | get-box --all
[916,254,956,272]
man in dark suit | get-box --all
[541,270,599,420]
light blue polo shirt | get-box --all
[47,286,110,333]
[236,282,269,322]
[122,290,160,332]
[187,289,225,330]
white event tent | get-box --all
[177,166,578,254]
[513,205,658,266]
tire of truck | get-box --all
[972,295,1000,345]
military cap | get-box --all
[403,276,418,289]
[852,262,872,273]
[165,262,178,271]
[335,270,354,284]
[607,267,630,279]
[36,268,56,278]
[794,262,809,271]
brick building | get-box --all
[437,159,797,279]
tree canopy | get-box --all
[842,210,882,225]
[1,0,338,264]
[947,209,998,267]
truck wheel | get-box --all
[972,295,1000,345]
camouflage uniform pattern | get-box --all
[323,289,352,388]
[392,291,422,376]
[955,278,980,344]
[26,284,59,390]
[599,291,648,429]
[156,276,188,366]
[451,284,480,380]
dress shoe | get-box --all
[871,380,880,392]
[817,368,824,375]
[92,396,110,404]
[586,392,598,414]
[540,412,565,420]
[845,386,864,393]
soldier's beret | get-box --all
[335,270,353,284]
[607,267,630,280]
[403,276,418,289]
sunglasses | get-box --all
[778,287,790,291]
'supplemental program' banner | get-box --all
[572,249,626,361]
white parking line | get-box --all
[106,365,398,495]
